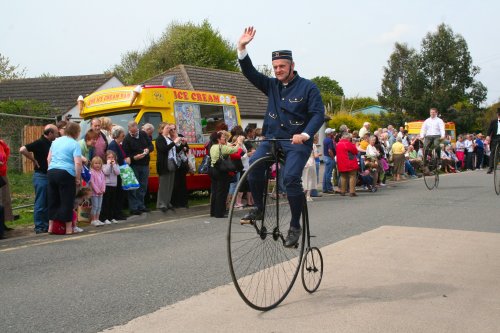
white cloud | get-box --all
[374,24,411,44]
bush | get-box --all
[327,111,381,132]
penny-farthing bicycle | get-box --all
[227,139,323,311]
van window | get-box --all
[138,112,162,138]
[174,102,238,144]
[80,109,140,139]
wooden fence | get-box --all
[21,125,45,173]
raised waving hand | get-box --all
[238,26,256,51]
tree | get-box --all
[377,43,423,124]
[311,76,344,96]
[419,24,484,120]
[111,20,238,84]
[0,53,26,81]
[378,24,487,130]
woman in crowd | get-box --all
[79,129,99,166]
[47,122,82,235]
[365,135,380,186]
[99,117,113,143]
[227,126,245,208]
[156,123,180,212]
[209,131,243,218]
[455,135,466,170]
[171,131,190,209]
[336,132,359,197]
[483,136,491,169]
[391,137,406,181]
[56,120,67,137]
[441,144,457,173]
[0,139,13,223]
[108,126,131,220]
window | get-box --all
[138,112,162,138]
[80,109,141,138]
[174,102,238,144]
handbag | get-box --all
[119,164,140,190]
[77,199,92,222]
[214,145,241,173]
[0,176,6,188]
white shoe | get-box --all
[104,219,112,225]
[73,226,84,233]
[91,220,104,227]
[306,196,313,202]
[111,219,119,224]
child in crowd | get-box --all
[101,150,121,224]
[89,156,107,226]
[73,187,92,233]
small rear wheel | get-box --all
[301,247,323,293]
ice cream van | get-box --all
[79,83,242,192]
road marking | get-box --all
[0,214,209,253]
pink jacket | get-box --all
[90,169,106,196]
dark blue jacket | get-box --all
[239,54,324,145]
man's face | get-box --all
[272,59,294,83]
[129,124,138,135]
[91,120,101,132]
[430,109,437,118]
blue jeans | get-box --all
[128,164,149,211]
[405,160,416,176]
[33,172,49,231]
[322,156,334,192]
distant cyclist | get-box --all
[237,26,324,247]
[420,107,445,173]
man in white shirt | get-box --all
[359,122,370,138]
[420,108,445,168]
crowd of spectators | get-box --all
[1,115,497,238]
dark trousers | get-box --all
[0,205,4,237]
[171,169,188,208]
[100,185,118,221]
[47,169,76,222]
[475,148,484,169]
[247,140,309,229]
[210,168,230,218]
[489,139,500,170]
[465,151,474,170]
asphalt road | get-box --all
[0,170,498,333]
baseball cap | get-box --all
[325,128,335,134]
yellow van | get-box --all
[79,84,242,192]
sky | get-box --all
[2,0,500,105]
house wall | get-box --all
[63,77,124,120]
[240,118,264,131]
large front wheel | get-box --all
[423,149,439,190]
[494,145,500,195]
[227,156,305,311]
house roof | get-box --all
[0,74,120,116]
[144,65,268,118]
[352,105,388,116]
